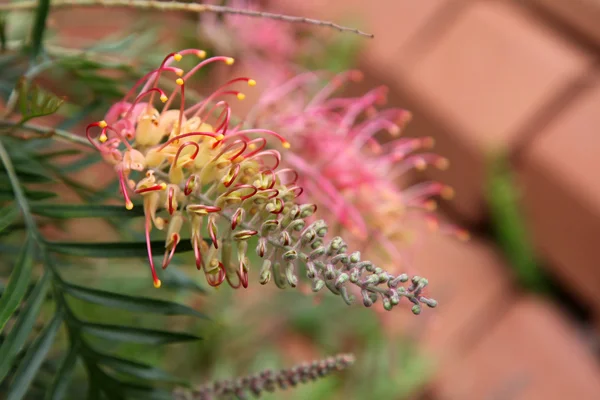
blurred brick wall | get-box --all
[271,0,600,399]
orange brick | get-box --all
[433,296,600,400]
[379,226,513,367]
[530,0,600,45]
[394,1,591,222]
[520,74,600,320]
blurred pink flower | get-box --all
[246,71,468,269]
[199,0,298,88]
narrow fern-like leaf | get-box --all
[0,235,35,332]
[45,341,80,400]
[31,204,145,219]
[81,323,200,345]
[46,240,199,258]
[62,282,206,318]
[91,352,184,384]
[0,271,51,382]
[6,309,64,400]
[0,204,19,233]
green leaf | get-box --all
[81,323,200,345]
[0,271,51,382]
[485,153,547,293]
[30,204,145,219]
[0,204,19,233]
[29,0,51,59]
[0,188,57,202]
[160,267,205,293]
[7,310,64,400]
[91,352,184,383]
[62,282,206,318]
[36,149,82,161]
[1,170,53,184]
[0,235,35,333]
[58,153,102,174]
[45,341,80,400]
[46,239,200,258]
[17,78,64,125]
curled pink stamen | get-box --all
[158,132,221,151]
[192,235,203,270]
[205,262,226,287]
[224,185,258,201]
[167,186,176,215]
[172,141,201,168]
[144,216,161,288]
[184,174,198,195]
[135,184,164,194]
[125,88,168,119]
[162,233,179,269]
[118,168,133,209]
[223,164,241,188]
[247,150,281,170]
[275,168,299,186]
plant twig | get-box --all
[0,0,374,38]
[0,120,93,148]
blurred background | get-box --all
[3,0,600,399]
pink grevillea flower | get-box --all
[198,0,298,87]
[245,71,469,267]
[86,50,438,314]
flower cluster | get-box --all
[86,49,437,313]
[246,71,469,266]
[173,353,355,400]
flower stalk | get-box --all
[173,353,355,400]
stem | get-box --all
[0,120,93,148]
[0,0,374,38]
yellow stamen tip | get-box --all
[173,53,182,62]
[126,201,134,210]
[458,230,471,242]
[248,144,256,150]
[442,186,455,200]
[248,79,257,87]
[215,134,225,141]
[282,141,291,149]
[225,57,235,65]
[159,183,167,190]
[237,93,245,100]
[98,133,108,143]
[175,68,184,77]
[153,279,162,288]
[160,94,168,103]
[98,120,107,128]
[176,78,184,86]
[436,158,450,170]
[197,50,207,59]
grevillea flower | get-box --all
[245,71,469,268]
[198,0,297,88]
[86,49,438,314]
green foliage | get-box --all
[0,134,205,398]
[485,152,549,292]
[0,235,35,332]
[29,0,51,59]
[16,78,65,125]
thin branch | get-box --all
[0,0,374,38]
[0,120,93,148]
